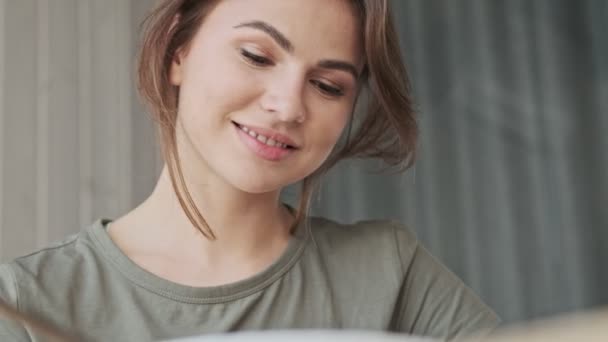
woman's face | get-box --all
[171,0,362,193]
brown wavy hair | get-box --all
[137,0,417,239]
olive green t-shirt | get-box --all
[0,217,499,341]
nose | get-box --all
[259,72,306,124]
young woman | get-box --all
[0,0,499,340]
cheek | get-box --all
[204,71,260,108]
[324,118,349,146]
[179,51,262,119]
[315,99,353,141]
[308,108,351,157]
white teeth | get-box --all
[238,124,290,149]
[256,135,267,143]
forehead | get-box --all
[201,0,363,64]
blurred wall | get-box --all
[1,0,607,325]
[0,0,160,260]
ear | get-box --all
[168,13,184,86]
[169,51,184,86]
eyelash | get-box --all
[310,80,344,97]
[240,48,273,66]
[240,48,345,98]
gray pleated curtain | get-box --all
[0,0,606,325]
[307,0,608,323]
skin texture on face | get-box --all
[170,0,363,194]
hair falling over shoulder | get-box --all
[136,0,418,238]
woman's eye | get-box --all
[310,80,344,97]
[240,48,273,66]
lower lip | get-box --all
[234,123,295,161]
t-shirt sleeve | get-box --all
[390,223,500,340]
[0,264,31,341]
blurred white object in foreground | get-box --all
[167,330,435,342]
[489,308,608,341]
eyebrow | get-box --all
[317,60,359,80]
[234,20,294,53]
[234,20,360,80]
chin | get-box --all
[234,182,287,195]
[228,173,294,195]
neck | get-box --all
[114,165,294,269]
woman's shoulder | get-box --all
[305,216,499,337]
[2,221,102,274]
[0,220,107,301]
[306,216,418,260]
[307,216,416,237]
[301,216,420,286]
[0,219,133,340]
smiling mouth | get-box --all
[231,121,297,150]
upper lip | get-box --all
[233,121,300,148]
